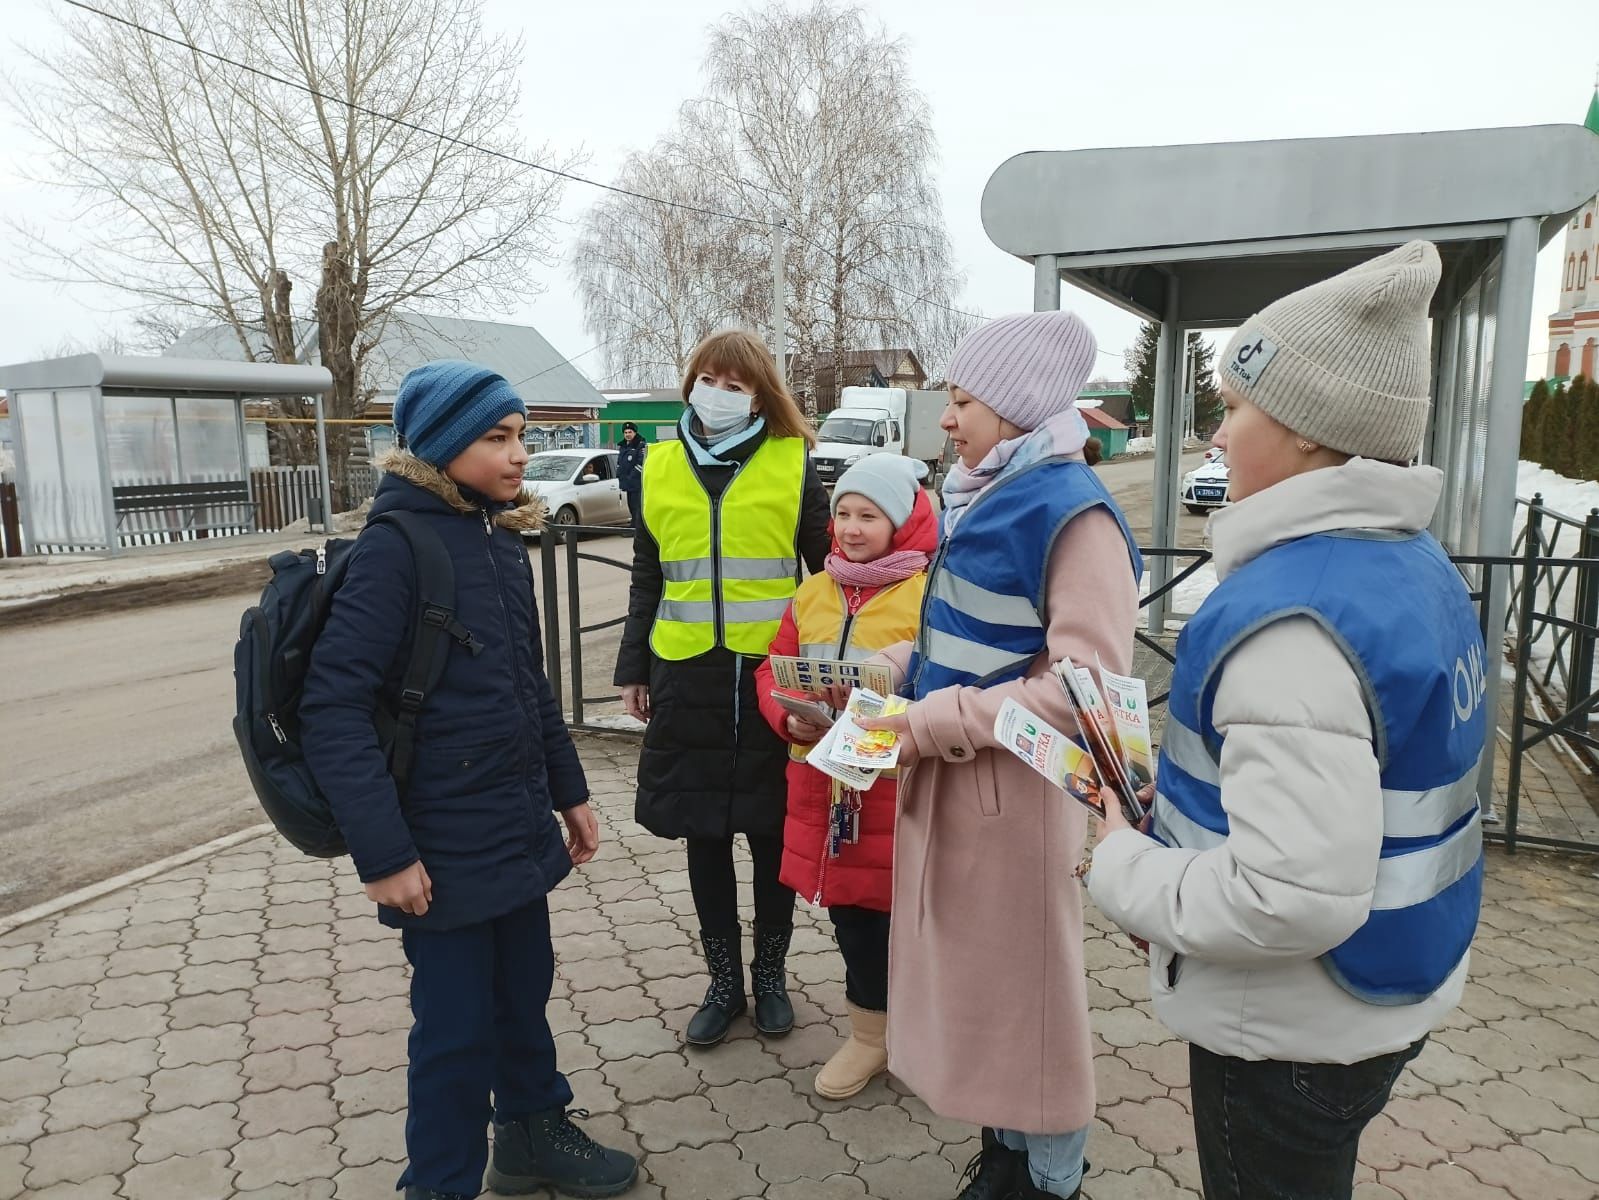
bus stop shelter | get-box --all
[0,354,333,554]
[981,122,1599,804]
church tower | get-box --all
[1548,86,1599,380]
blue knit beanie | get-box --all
[392,360,526,467]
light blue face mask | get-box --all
[688,380,754,439]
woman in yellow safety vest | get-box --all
[614,329,831,1048]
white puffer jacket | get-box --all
[1088,459,1470,1064]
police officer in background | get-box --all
[617,421,646,526]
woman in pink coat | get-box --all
[854,311,1142,1200]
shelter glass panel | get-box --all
[105,396,178,485]
[18,388,106,550]
[174,397,243,481]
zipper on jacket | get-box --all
[835,583,860,661]
[482,509,532,723]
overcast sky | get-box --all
[0,0,1590,382]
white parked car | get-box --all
[1182,456,1231,514]
[521,449,630,531]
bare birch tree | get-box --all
[6,0,572,497]
[573,0,971,402]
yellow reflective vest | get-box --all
[786,569,926,764]
[644,435,807,659]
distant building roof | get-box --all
[166,313,603,411]
[1077,405,1128,431]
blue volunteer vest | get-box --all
[907,458,1142,698]
[1155,528,1488,1006]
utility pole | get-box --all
[772,216,787,383]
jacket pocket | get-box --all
[973,752,1002,817]
[1290,1052,1411,1121]
[1149,942,1182,996]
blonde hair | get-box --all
[681,330,816,447]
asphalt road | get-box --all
[0,451,1208,916]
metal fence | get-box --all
[532,517,1599,857]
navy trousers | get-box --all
[396,898,573,1195]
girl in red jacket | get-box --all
[756,455,937,1099]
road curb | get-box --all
[0,822,275,936]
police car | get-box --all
[1182,455,1231,514]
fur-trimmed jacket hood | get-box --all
[378,448,547,533]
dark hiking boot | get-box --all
[486,1107,638,1197]
[684,931,747,1047]
[402,1189,473,1200]
[1011,1155,1092,1199]
[954,1128,1024,1200]
[750,922,795,1036]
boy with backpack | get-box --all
[298,361,638,1200]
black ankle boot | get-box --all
[485,1106,638,1197]
[1008,1151,1093,1200]
[750,922,794,1036]
[955,1128,1025,1200]
[684,930,747,1046]
[402,1189,473,1200]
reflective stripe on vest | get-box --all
[908,458,1143,697]
[1155,528,1488,1006]
[643,435,807,660]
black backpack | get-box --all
[232,510,479,857]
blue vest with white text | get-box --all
[1155,529,1487,1006]
[907,458,1142,698]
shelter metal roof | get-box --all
[982,124,1599,326]
[0,353,331,397]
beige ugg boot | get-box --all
[814,1003,888,1099]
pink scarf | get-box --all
[824,548,929,589]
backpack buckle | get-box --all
[399,687,425,711]
[422,606,448,627]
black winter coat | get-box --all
[301,452,588,930]
[617,438,646,492]
[614,427,830,839]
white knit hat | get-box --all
[831,455,922,528]
[1220,240,1441,463]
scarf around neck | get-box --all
[680,410,766,467]
[940,407,1090,536]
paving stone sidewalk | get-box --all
[4,734,1599,1199]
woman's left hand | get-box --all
[1098,784,1156,837]
[855,711,919,767]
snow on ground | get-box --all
[1517,461,1599,525]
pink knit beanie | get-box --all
[945,311,1098,432]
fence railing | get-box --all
[532,520,1599,857]
[250,467,322,532]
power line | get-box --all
[58,0,771,230]
[59,0,1120,368]
[506,338,613,390]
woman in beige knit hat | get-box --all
[1089,241,1489,1200]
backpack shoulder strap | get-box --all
[365,511,481,796]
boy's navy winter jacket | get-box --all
[300,451,587,931]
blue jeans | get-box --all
[396,898,573,1195]
[1190,1038,1426,1200]
[996,1126,1090,1197]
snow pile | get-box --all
[1124,436,1155,456]
[1516,461,1599,524]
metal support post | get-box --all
[1147,276,1182,633]
[1571,509,1599,729]
[1033,255,1060,312]
[312,392,334,533]
[1475,216,1541,814]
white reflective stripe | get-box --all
[923,627,1029,677]
[722,556,797,581]
[1381,761,1483,839]
[661,558,713,583]
[724,597,792,623]
[934,571,1042,630]
[1371,816,1481,911]
[657,599,714,622]
[1159,716,1220,786]
[1151,792,1226,851]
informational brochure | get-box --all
[1097,658,1155,793]
[805,719,880,791]
[827,688,911,771]
[768,655,894,698]
[1051,660,1149,824]
[993,698,1110,819]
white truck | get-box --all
[810,386,951,488]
